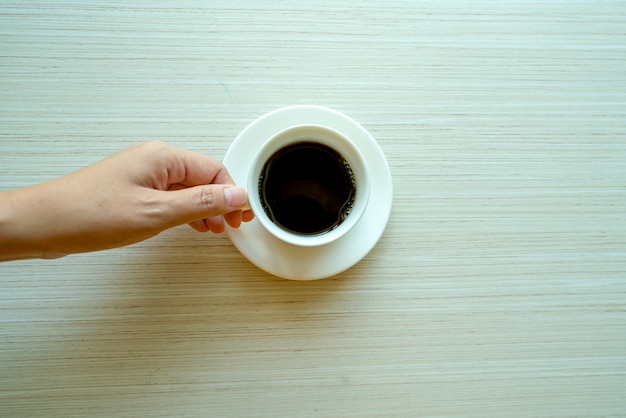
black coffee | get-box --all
[259,141,357,235]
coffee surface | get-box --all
[259,141,357,235]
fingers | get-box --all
[188,216,226,233]
[187,210,254,233]
[223,186,248,208]
[161,184,247,223]
[242,209,255,223]
[155,184,255,233]
[164,143,236,188]
[134,142,255,234]
[224,210,242,229]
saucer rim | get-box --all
[224,105,393,280]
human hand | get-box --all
[0,141,254,260]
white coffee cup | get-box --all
[248,124,370,247]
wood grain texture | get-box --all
[1,1,625,417]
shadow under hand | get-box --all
[62,226,364,401]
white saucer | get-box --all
[224,105,392,280]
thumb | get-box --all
[157,185,248,227]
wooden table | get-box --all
[2,1,625,416]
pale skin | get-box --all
[0,141,254,261]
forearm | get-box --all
[0,185,67,261]
[0,171,153,261]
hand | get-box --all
[0,141,254,261]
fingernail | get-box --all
[224,186,248,208]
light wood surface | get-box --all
[2,1,626,416]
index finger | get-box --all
[165,145,236,188]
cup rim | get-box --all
[248,123,370,247]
